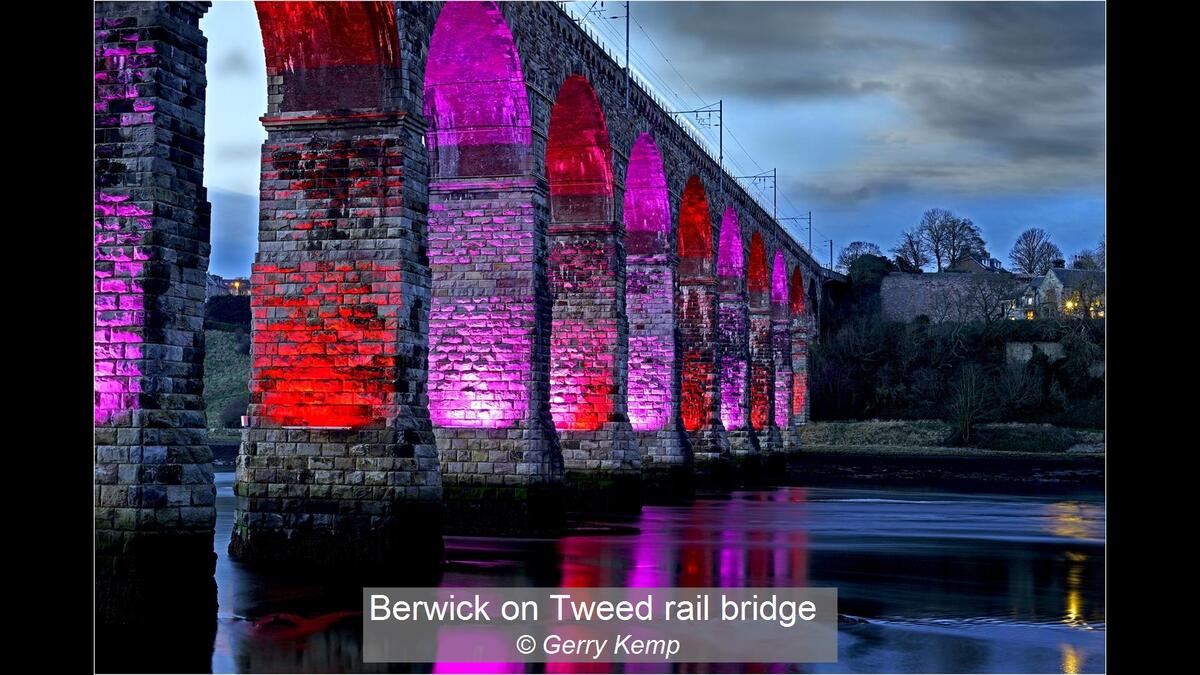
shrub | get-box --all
[947,364,990,444]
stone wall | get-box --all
[881,272,1023,323]
[94,0,215,637]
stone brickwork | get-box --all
[716,208,755,457]
[93,0,215,637]
[772,253,794,451]
[232,1,441,566]
[881,272,1022,323]
[96,2,850,581]
[427,177,563,532]
[235,114,442,567]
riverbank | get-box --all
[790,420,1103,487]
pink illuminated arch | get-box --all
[717,207,747,431]
[717,207,744,278]
[624,132,673,432]
[424,1,535,429]
[625,133,671,255]
[256,1,401,111]
[772,251,788,306]
[424,1,531,177]
[772,251,791,428]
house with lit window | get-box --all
[1008,268,1104,320]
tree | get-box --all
[948,363,989,444]
[892,228,930,272]
[945,217,988,267]
[1070,249,1102,270]
[918,209,987,271]
[1009,227,1063,275]
[837,241,883,272]
[918,208,954,271]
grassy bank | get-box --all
[203,329,250,430]
[791,420,1103,486]
[798,419,1103,454]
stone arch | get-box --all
[747,232,772,432]
[678,176,716,434]
[790,267,806,316]
[423,0,532,178]
[255,1,401,112]
[547,74,615,226]
[547,73,621,433]
[771,251,792,430]
[237,0,443,564]
[424,1,538,430]
[790,266,809,423]
[747,233,769,308]
[624,132,673,434]
[716,207,749,433]
[678,176,714,273]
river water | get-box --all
[209,472,1104,673]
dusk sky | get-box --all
[200,0,1105,278]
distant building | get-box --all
[205,274,252,299]
[205,273,229,299]
[948,253,1006,274]
[1008,268,1105,320]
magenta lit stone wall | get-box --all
[716,208,750,437]
[422,2,560,506]
[624,134,674,433]
[772,253,793,433]
[94,1,216,623]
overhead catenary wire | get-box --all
[566,2,822,261]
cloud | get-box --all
[631,1,1104,199]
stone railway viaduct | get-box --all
[94,0,843,616]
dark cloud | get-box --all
[630,1,1104,197]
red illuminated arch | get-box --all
[424,1,531,177]
[748,232,768,303]
[790,267,806,315]
[256,1,401,111]
[678,176,713,265]
[547,74,616,431]
[547,74,614,223]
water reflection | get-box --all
[203,475,1103,673]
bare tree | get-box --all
[892,228,930,272]
[837,241,883,272]
[1009,227,1063,275]
[1096,237,1105,270]
[949,364,989,445]
[918,208,954,271]
[1070,249,1102,270]
[945,217,988,267]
